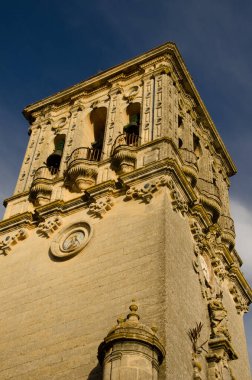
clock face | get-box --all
[50,222,92,259]
[199,254,211,284]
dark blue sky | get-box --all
[0,0,251,367]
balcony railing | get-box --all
[33,166,58,180]
[67,147,102,165]
[111,133,141,155]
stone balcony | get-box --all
[179,148,198,186]
[30,166,57,206]
[111,133,141,174]
[197,178,221,222]
[218,214,236,249]
[65,147,101,192]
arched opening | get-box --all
[193,133,202,159]
[178,138,183,148]
[124,102,141,136]
[90,107,107,152]
[178,115,183,128]
[46,134,66,174]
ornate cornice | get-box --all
[0,212,34,234]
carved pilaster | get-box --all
[14,124,43,194]
[61,101,84,167]
[104,88,121,157]
[141,73,155,144]
[153,73,166,140]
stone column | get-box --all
[98,300,165,380]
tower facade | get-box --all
[0,43,251,379]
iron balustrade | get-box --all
[33,166,58,180]
[111,133,141,155]
[67,147,102,165]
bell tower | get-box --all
[0,42,251,379]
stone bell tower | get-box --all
[0,42,251,380]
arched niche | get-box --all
[193,133,202,159]
[46,134,66,173]
[123,102,141,136]
[82,107,107,153]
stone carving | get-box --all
[29,166,54,206]
[211,256,227,282]
[0,229,28,255]
[190,221,205,250]
[142,78,153,143]
[168,178,188,215]
[125,175,188,215]
[206,350,237,380]
[37,216,63,238]
[50,221,92,259]
[229,284,249,314]
[125,182,159,204]
[88,197,114,218]
[105,94,117,154]
[190,221,227,299]
[190,221,209,294]
[123,85,140,103]
[208,292,230,341]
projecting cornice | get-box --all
[22,42,236,177]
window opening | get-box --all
[124,103,140,136]
[90,107,107,160]
[178,115,183,128]
[46,134,65,174]
[193,133,202,159]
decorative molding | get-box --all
[88,197,114,218]
[37,216,63,238]
[229,283,249,314]
[0,229,29,256]
[50,221,92,259]
[168,178,188,215]
[124,175,188,215]
[208,292,230,341]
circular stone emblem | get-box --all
[50,222,92,259]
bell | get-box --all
[46,139,65,170]
[46,149,62,170]
[123,114,140,135]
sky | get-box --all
[0,0,251,369]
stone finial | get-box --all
[126,299,140,322]
[98,300,166,380]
